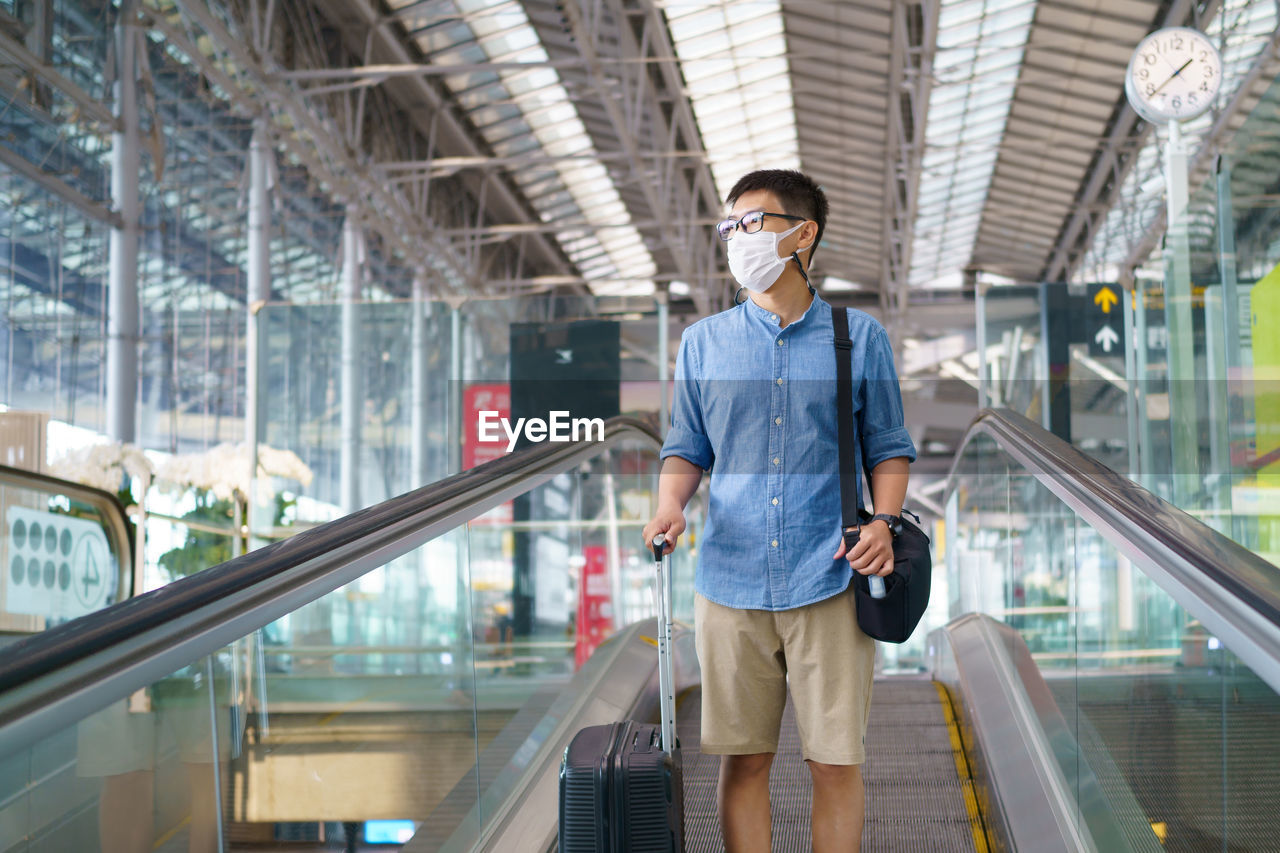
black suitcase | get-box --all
[558,536,685,852]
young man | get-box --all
[642,169,915,853]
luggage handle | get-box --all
[651,535,678,755]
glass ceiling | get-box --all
[662,0,799,202]
[909,0,1036,289]
[392,0,657,295]
[1077,0,1280,282]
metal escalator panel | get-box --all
[946,409,1280,852]
[0,418,696,852]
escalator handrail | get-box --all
[0,417,661,751]
[949,409,1280,672]
[0,463,134,601]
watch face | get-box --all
[1126,27,1223,122]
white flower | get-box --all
[48,441,155,503]
[156,443,314,501]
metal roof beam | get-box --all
[521,0,722,311]
[882,0,939,330]
[306,0,578,287]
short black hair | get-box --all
[726,169,828,268]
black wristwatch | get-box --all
[869,513,902,538]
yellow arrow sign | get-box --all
[1094,286,1119,313]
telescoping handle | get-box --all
[651,535,677,755]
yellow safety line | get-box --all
[152,814,191,849]
[932,681,992,853]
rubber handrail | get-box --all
[0,417,661,694]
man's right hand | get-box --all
[643,508,686,557]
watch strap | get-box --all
[870,513,901,536]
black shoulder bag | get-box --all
[833,308,932,644]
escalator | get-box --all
[1,411,1278,851]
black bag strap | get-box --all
[834,311,923,543]
[832,307,861,536]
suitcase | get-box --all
[558,535,685,852]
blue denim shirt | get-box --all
[661,294,916,611]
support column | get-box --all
[410,274,430,488]
[1164,121,1199,507]
[449,306,463,475]
[340,213,362,514]
[246,120,271,540]
[1124,287,1140,482]
[106,0,140,443]
[1039,282,1071,443]
[973,274,988,410]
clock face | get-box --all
[1126,27,1223,122]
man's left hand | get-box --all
[833,520,894,579]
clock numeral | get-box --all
[1145,82,1156,96]
[1199,50,1208,61]
[1171,96,1182,111]
[1144,52,1157,65]
[1204,65,1214,78]
[1138,67,1149,80]
[1201,80,1211,92]
[1189,92,1198,104]
[1173,36,1184,50]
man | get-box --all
[642,169,915,853]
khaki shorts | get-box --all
[695,584,875,765]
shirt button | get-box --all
[775,417,782,425]
[771,314,778,322]
[776,378,783,385]
[771,539,779,548]
[773,457,780,465]
[777,339,784,347]
[772,498,779,506]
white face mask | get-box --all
[727,222,805,294]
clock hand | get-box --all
[1151,58,1193,97]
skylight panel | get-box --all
[664,0,799,202]
[909,0,1036,287]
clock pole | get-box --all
[1163,118,1199,507]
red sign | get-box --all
[464,383,512,524]
[463,384,511,470]
[576,545,615,669]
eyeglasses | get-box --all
[716,211,807,241]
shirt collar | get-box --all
[742,290,828,329]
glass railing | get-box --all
[0,418,698,851]
[0,465,133,638]
[947,409,1280,851]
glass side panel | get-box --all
[949,434,1280,850]
[0,436,672,850]
[0,470,131,637]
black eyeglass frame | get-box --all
[716,211,807,241]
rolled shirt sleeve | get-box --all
[858,327,917,470]
[660,332,715,470]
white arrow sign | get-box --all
[1095,325,1120,353]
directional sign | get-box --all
[1094,286,1119,313]
[1095,325,1121,353]
[5,507,115,621]
[1088,283,1126,358]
